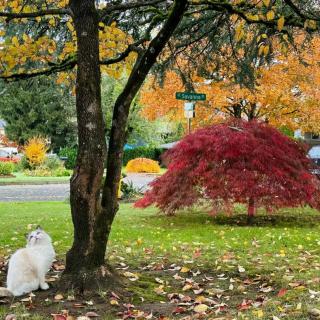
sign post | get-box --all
[176,92,206,134]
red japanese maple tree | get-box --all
[135,120,320,220]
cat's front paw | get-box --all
[40,282,49,290]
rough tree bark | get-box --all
[65,0,107,276]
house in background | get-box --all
[294,130,320,147]
[0,119,5,136]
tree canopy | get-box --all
[141,35,320,133]
[0,77,76,151]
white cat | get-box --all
[0,226,55,297]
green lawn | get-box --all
[0,202,320,319]
[0,172,70,184]
[0,168,166,185]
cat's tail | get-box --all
[0,287,13,297]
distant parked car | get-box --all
[308,146,320,179]
[0,149,20,163]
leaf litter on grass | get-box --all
[1,205,320,319]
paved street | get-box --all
[0,184,70,202]
[0,174,158,202]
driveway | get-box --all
[0,174,158,202]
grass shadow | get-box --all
[211,212,320,228]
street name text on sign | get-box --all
[175,92,206,101]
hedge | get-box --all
[59,146,165,169]
[123,147,164,166]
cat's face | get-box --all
[27,226,51,247]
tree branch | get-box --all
[0,57,76,81]
[0,38,147,81]
[100,40,145,65]
[0,8,71,21]
[99,0,166,16]
[189,0,317,29]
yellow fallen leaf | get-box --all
[54,294,64,301]
[257,309,264,318]
[182,284,193,291]
[180,266,190,273]
[194,304,208,313]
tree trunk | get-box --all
[62,0,187,289]
[247,197,256,224]
[101,0,188,250]
[65,0,107,277]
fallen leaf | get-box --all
[182,284,192,291]
[155,277,164,284]
[51,315,67,320]
[277,288,287,297]
[238,266,245,273]
[110,299,119,305]
[172,306,187,314]
[180,267,190,273]
[194,304,208,313]
[54,294,64,301]
[85,312,100,317]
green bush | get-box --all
[54,167,72,177]
[123,147,164,166]
[15,155,31,171]
[120,180,144,200]
[44,155,63,170]
[0,162,14,176]
[59,146,164,168]
[59,147,77,169]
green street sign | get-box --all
[175,92,206,101]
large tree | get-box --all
[0,0,189,289]
[0,0,319,290]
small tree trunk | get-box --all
[64,0,107,280]
[247,197,256,224]
[101,0,188,249]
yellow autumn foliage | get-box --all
[126,158,161,174]
[24,137,48,168]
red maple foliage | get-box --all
[135,119,320,217]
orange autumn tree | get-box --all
[141,36,320,133]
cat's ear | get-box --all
[36,225,42,230]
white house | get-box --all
[0,119,5,136]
